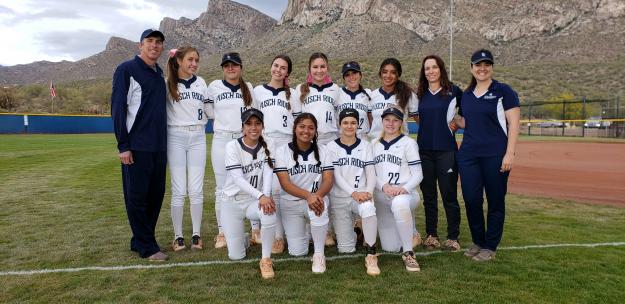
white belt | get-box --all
[168,125,204,131]
[214,131,242,139]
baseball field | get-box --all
[1,134,624,303]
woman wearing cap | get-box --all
[415,55,463,252]
[206,52,259,249]
[369,57,422,247]
[292,52,340,246]
[165,46,210,252]
[336,61,372,139]
[274,113,333,273]
[253,54,296,254]
[221,108,277,279]
[454,49,520,262]
[371,105,423,272]
[326,108,379,276]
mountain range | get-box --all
[1,0,624,85]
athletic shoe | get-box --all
[172,237,185,251]
[259,258,275,279]
[402,251,421,272]
[423,235,440,250]
[147,251,168,262]
[325,232,336,247]
[412,232,423,248]
[365,254,380,276]
[312,253,326,273]
[272,238,285,254]
[472,249,496,262]
[464,244,482,257]
[191,235,203,250]
[442,239,461,252]
[251,229,262,245]
[214,233,227,249]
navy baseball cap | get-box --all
[241,108,263,124]
[342,61,362,77]
[221,52,242,66]
[140,29,164,42]
[381,106,404,120]
[471,49,494,64]
[339,108,359,123]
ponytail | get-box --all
[359,84,371,101]
[258,135,274,169]
[240,76,252,107]
[311,133,321,167]
[394,79,414,111]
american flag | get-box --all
[49,81,57,99]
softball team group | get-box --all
[164,47,520,279]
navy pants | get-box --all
[419,150,461,240]
[121,150,167,258]
[457,152,509,251]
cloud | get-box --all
[35,30,111,59]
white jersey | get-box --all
[292,82,340,135]
[166,75,210,126]
[336,87,372,137]
[372,134,421,194]
[326,138,373,198]
[274,143,334,201]
[223,137,274,198]
[206,79,256,133]
[369,88,419,138]
[253,84,296,137]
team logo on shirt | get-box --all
[484,93,497,100]
[288,163,322,175]
[304,94,335,106]
[334,157,366,168]
[373,153,402,166]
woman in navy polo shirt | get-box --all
[415,55,462,252]
[455,49,520,262]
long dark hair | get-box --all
[166,46,198,101]
[417,55,451,99]
[379,58,413,111]
[291,113,320,166]
[272,54,293,104]
[223,52,253,106]
[300,52,329,103]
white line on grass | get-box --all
[2,242,624,276]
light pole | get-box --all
[449,0,454,82]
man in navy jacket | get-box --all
[111,29,168,261]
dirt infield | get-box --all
[509,141,625,206]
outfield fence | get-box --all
[521,97,625,138]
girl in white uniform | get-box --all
[326,108,380,276]
[165,46,209,251]
[253,55,296,254]
[293,52,340,146]
[369,58,419,141]
[222,108,277,279]
[372,106,423,272]
[274,113,333,273]
[336,61,372,139]
[206,52,258,249]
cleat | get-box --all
[250,229,262,245]
[365,254,381,276]
[172,237,185,252]
[402,251,421,272]
[464,244,482,257]
[472,249,496,262]
[147,251,168,262]
[423,235,440,250]
[442,239,461,252]
[214,233,227,249]
[312,253,326,274]
[412,232,423,248]
[191,235,203,250]
[259,258,275,279]
[272,238,285,254]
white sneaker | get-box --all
[365,254,381,276]
[312,253,326,274]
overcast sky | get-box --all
[0,0,288,66]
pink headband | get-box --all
[168,48,178,58]
[306,73,332,85]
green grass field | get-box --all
[1,134,624,303]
